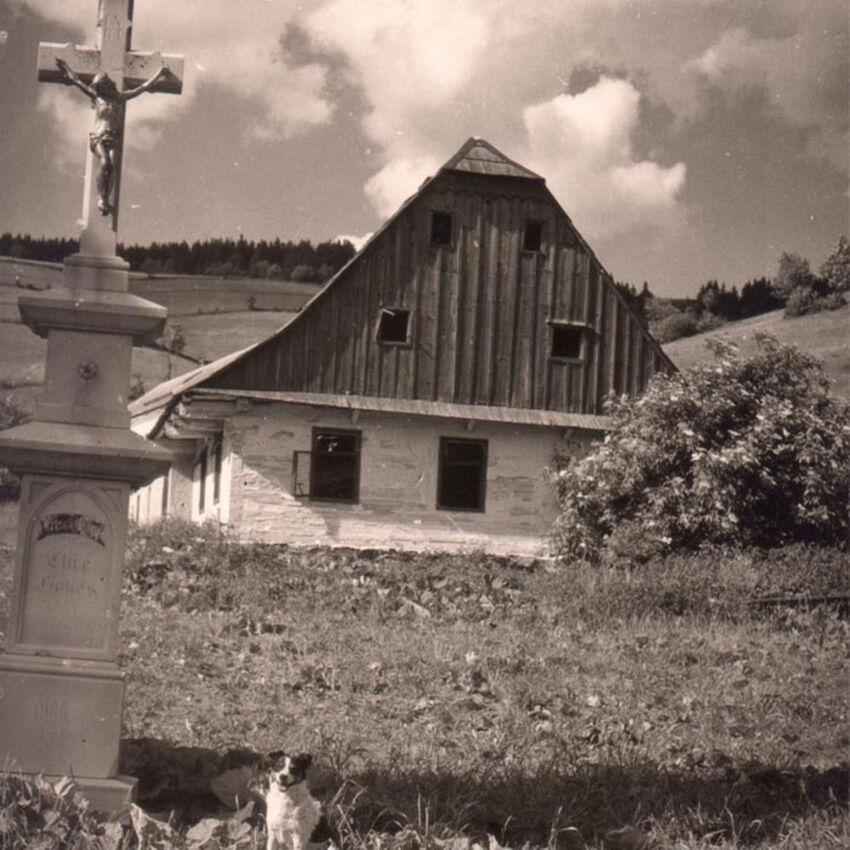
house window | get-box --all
[161,470,170,518]
[523,220,543,252]
[310,428,361,502]
[437,437,488,512]
[197,447,208,514]
[551,324,584,360]
[377,308,410,344]
[213,437,223,504]
[431,211,452,245]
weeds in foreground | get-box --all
[0,523,847,848]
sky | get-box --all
[0,0,847,297]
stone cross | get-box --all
[37,0,184,257]
[0,0,181,813]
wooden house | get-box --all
[130,138,674,554]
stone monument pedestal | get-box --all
[0,255,170,811]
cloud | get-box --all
[687,23,849,168]
[363,154,441,220]
[334,232,372,251]
[521,78,687,240]
[25,0,334,150]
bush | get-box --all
[785,285,847,318]
[653,309,698,343]
[0,396,30,501]
[551,335,850,561]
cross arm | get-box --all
[37,42,184,95]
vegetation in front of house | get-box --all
[551,335,850,564]
[0,519,847,849]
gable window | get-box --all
[437,437,488,512]
[550,324,584,360]
[523,219,543,252]
[310,428,361,503]
[376,308,411,344]
[431,211,453,246]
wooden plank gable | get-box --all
[203,140,675,416]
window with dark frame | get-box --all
[523,219,543,252]
[551,324,584,360]
[310,428,361,503]
[161,471,169,518]
[213,437,223,504]
[431,211,453,245]
[197,448,208,514]
[377,308,410,344]
[437,437,488,512]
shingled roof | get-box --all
[441,137,544,181]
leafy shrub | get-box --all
[0,396,29,501]
[784,284,847,318]
[652,309,698,343]
[551,335,850,561]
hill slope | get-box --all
[663,305,849,399]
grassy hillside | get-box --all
[663,305,850,399]
[0,258,319,410]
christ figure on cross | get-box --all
[55,57,169,215]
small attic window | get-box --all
[523,220,543,252]
[431,211,453,245]
[551,324,584,360]
[377,308,410,344]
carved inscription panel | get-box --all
[19,487,115,652]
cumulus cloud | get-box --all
[521,77,687,239]
[25,0,334,151]
[687,24,849,168]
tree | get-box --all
[551,335,850,562]
[772,252,814,302]
[820,235,850,293]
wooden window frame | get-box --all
[376,307,412,346]
[212,436,223,505]
[437,436,488,513]
[309,427,362,504]
[523,219,544,253]
[196,446,208,514]
[431,210,453,246]
[549,320,589,362]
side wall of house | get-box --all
[223,402,596,555]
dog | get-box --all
[249,752,333,850]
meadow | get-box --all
[0,259,319,411]
[0,517,847,849]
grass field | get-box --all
[0,259,317,410]
[663,305,850,399]
[0,521,847,849]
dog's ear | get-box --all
[295,752,313,772]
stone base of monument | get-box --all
[43,775,138,813]
[0,653,137,810]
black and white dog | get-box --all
[250,752,333,850]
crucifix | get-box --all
[0,0,181,811]
[37,0,184,256]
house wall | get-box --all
[222,401,596,555]
[130,441,230,527]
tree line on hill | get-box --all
[0,233,356,283]
[617,236,849,343]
